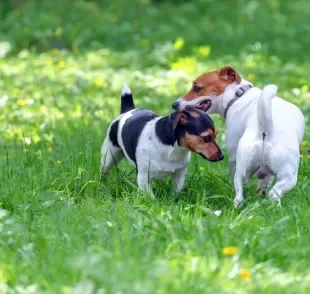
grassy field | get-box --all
[0,0,310,293]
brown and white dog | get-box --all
[172,66,305,207]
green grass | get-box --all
[0,0,310,293]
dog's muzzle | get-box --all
[172,101,179,110]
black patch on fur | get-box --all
[121,109,158,164]
[155,113,178,146]
[109,120,120,147]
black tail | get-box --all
[120,84,135,114]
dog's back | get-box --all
[117,109,158,165]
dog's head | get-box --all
[172,66,241,112]
[171,106,224,162]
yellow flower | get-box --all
[240,269,251,281]
[93,77,104,87]
[199,166,205,171]
[17,99,26,106]
[222,246,237,256]
[47,146,53,152]
[174,37,184,50]
[198,46,211,57]
[302,141,307,147]
[58,61,65,68]
[56,160,62,164]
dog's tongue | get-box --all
[198,100,212,112]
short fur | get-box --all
[100,85,224,198]
[172,66,305,207]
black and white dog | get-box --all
[100,85,224,198]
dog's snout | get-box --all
[172,101,179,110]
[208,152,224,162]
[218,152,224,161]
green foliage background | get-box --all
[0,0,309,293]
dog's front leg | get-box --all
[171,167,187,194]
[229,158,236,183]
[233,158,246,208]
[137,171,155,199]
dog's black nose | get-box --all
[172,101,179,110]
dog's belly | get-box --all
[149,161,188,179]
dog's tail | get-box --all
[257,84,277,138]
[120,84,135,114]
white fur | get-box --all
[100,109,191,199]
[178,78,305,207]
[121,83,131,96]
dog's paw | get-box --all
[233,197,244,209]
[269,190,282,207]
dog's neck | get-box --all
[211,79,254,117]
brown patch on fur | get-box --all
[180,131,222,161]
[182,66,241,102]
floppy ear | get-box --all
[171,111,188,130]
[218,66,241,83]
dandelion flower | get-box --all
[222,246,237,256]
[240,269,251,280]
[17,99,26,106]
[58,61,65,68]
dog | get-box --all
[172,66,305,207]
[100,85,224,198]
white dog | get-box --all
[100,85,224,198]
[172,66,305,207]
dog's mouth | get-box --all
[196,99,212,112]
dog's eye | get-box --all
[202,134,212,143]
[193,85,202,93]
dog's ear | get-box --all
[171,111,188,130]
[218,66,241,83]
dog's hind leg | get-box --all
[100,137,124,178]
[269,171,297,202]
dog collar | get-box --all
[223,84,253,119]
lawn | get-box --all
[0,0,310,293]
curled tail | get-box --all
[257,84,277,137]
[120,84,135,114]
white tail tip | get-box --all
[121,83,131,96]
[263,84,278,96]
